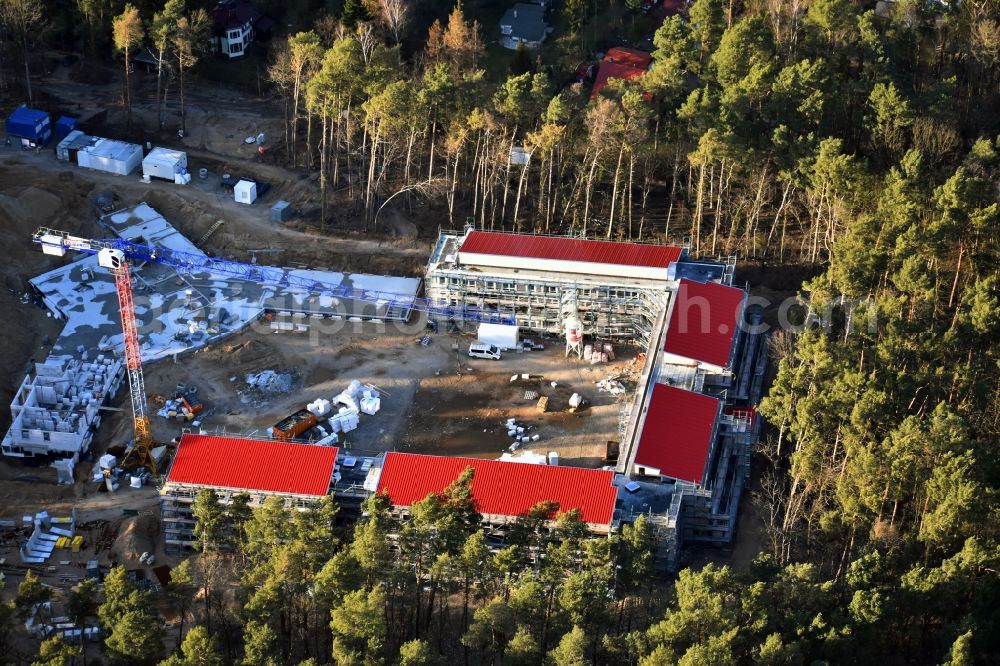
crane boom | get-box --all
[33,228,514,325]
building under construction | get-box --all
[159,435,619,549]
[426,229,709,347]
[425,228,766,569]
[2,355,124,462]
[154,227,768,568]
[159,435,341,548]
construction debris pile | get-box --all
[245,370,296,394]
[596,377,627,395]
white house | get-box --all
[211,0,274,59]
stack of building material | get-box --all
[19,511,73,564]
[91,453,117,482]
[316,432,339,446]
[307,399,332,417]
[359,395,380,415]
[334,380,363,413]
[328,407,359,434]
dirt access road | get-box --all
[33,59,430,236]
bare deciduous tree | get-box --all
[379,0,409,45]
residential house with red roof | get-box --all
[210,0,274,59]
[590,48,653,100]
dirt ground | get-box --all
[0,150,433,522]
[143,324,636,468]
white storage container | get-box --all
[142,147,188,181]
[234,179,257,204]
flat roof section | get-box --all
[663,279,746,369]
[166,434,338,497]
[635,384,720,485]
[459,231,683,270]
[376,452,618,526]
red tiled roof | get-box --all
[376,453,618,526]
[635,384,720,484]
[662,0,684,16]
[591,48,652,98]
[460,231,682,269]
[663,279,745,368]
[166,434,338,497]
[604,47,653,69]
[211,0,263,34]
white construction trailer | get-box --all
[76,138,142,176]
[142,147,187,181]
[477,323,519,350]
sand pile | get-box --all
[111,514,159,562]
[0,187,63,234]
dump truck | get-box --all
[271,408,317,441]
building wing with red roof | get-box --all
[663,279,746,370]
[166,434,338,497]
[634,384,721,484]
[457,230,683,282]
[375,453,618,529]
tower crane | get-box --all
[32,228,514,473]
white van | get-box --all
[468,343,502,360]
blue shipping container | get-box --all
[5,105,52,146]
[55,116,78,141]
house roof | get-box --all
[500,3,548,43]
[591,48,652,98]
[662,0,684,15]
[166,434,338,497]
[376,452,618,526]
[635,384,720,484]
[663,279,745,368]
[459,231,683,270]
[604,47,653,70]
[211,0,266,35]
